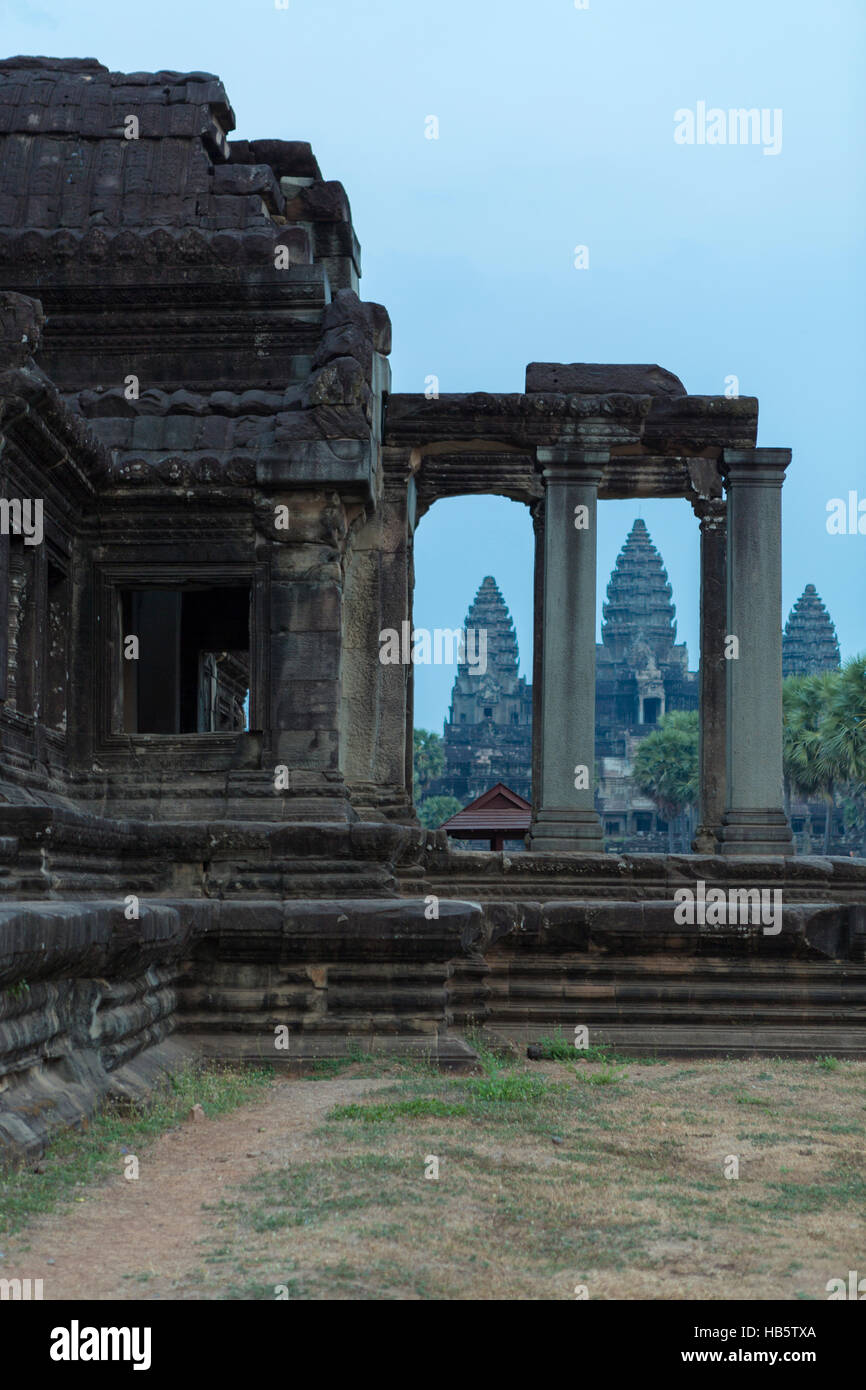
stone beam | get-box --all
[385,391,757,457]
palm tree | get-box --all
[819,655,866,855]
[632,709,699,852]
[783,671,839,853]
[413,728,445,802]
[417,794,463,830]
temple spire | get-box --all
[783,583,841,676]
[601,518,677,660]
[457,575,519,679]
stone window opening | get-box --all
[46,560,69,733]
[641,696,662,725]
[118,585,251,735]
[4,535,36,717]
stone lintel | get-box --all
[256,439,373,491]
[644,395,758,451]
[385,391,758,456]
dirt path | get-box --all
[1,1077,390,1300]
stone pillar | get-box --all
[691,497,727,852]
[0,481,8,706]
[340,446,416,822]
[529,499,544,817]
[265,490,349,821]
[404,510,416,808]
[719,448,793,856]
[529,449,605,853]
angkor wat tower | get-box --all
[594,520,697,844]
[783,584,841,677]
[438,577,532,803]
[596,519,697,749]
[437,524,698,844]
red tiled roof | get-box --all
[440,782,531,833]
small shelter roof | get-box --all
[440,783,531,838]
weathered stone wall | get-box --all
[0,900,192,1155]
[3,882,866,1158]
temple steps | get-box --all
[472,955,866,1056]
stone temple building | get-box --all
[1,57,864,1156]
[437,544,847,851]
[437,576,533,804]
[595,519,698,845]
[435,520,697,846]
[781,583,846,849]
[783,584,841,678]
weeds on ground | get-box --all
[0,1063,274,1237]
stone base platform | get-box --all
[1,879,865,1157]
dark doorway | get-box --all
[642,697,661,725]
[120,586,250,734]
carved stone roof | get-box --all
[601,518,677,661]
[0,56,356,275]
[458,576,520,681]
[783,584,841,677]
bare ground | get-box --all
[1,1058,864,1300]
[0,1076,391,1300]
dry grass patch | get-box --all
[177,1048,866,1300]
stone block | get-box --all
[0,290,44,365]
[270,581,341,634]
[526,362,686,396]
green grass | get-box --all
[329,1097,469,1123]
[304,1057,353,1079]
[2,981,30,1004]
[0,1062,274,1237]
[752,1171,866,1217]
[530,1029,617,1064]
[579,1066,627,1088]
[325,1048,555,1124]
[817,1056,842,1072]
[467,1071,552,1104]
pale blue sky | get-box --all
[2,0,863,731]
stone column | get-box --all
[265,495,348,820]
[719,448,793,856]
[529,499,544,815]
[529,449,605,853]
[691,497,727,852]
[340,446,417,822]
[0,482,8,706]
